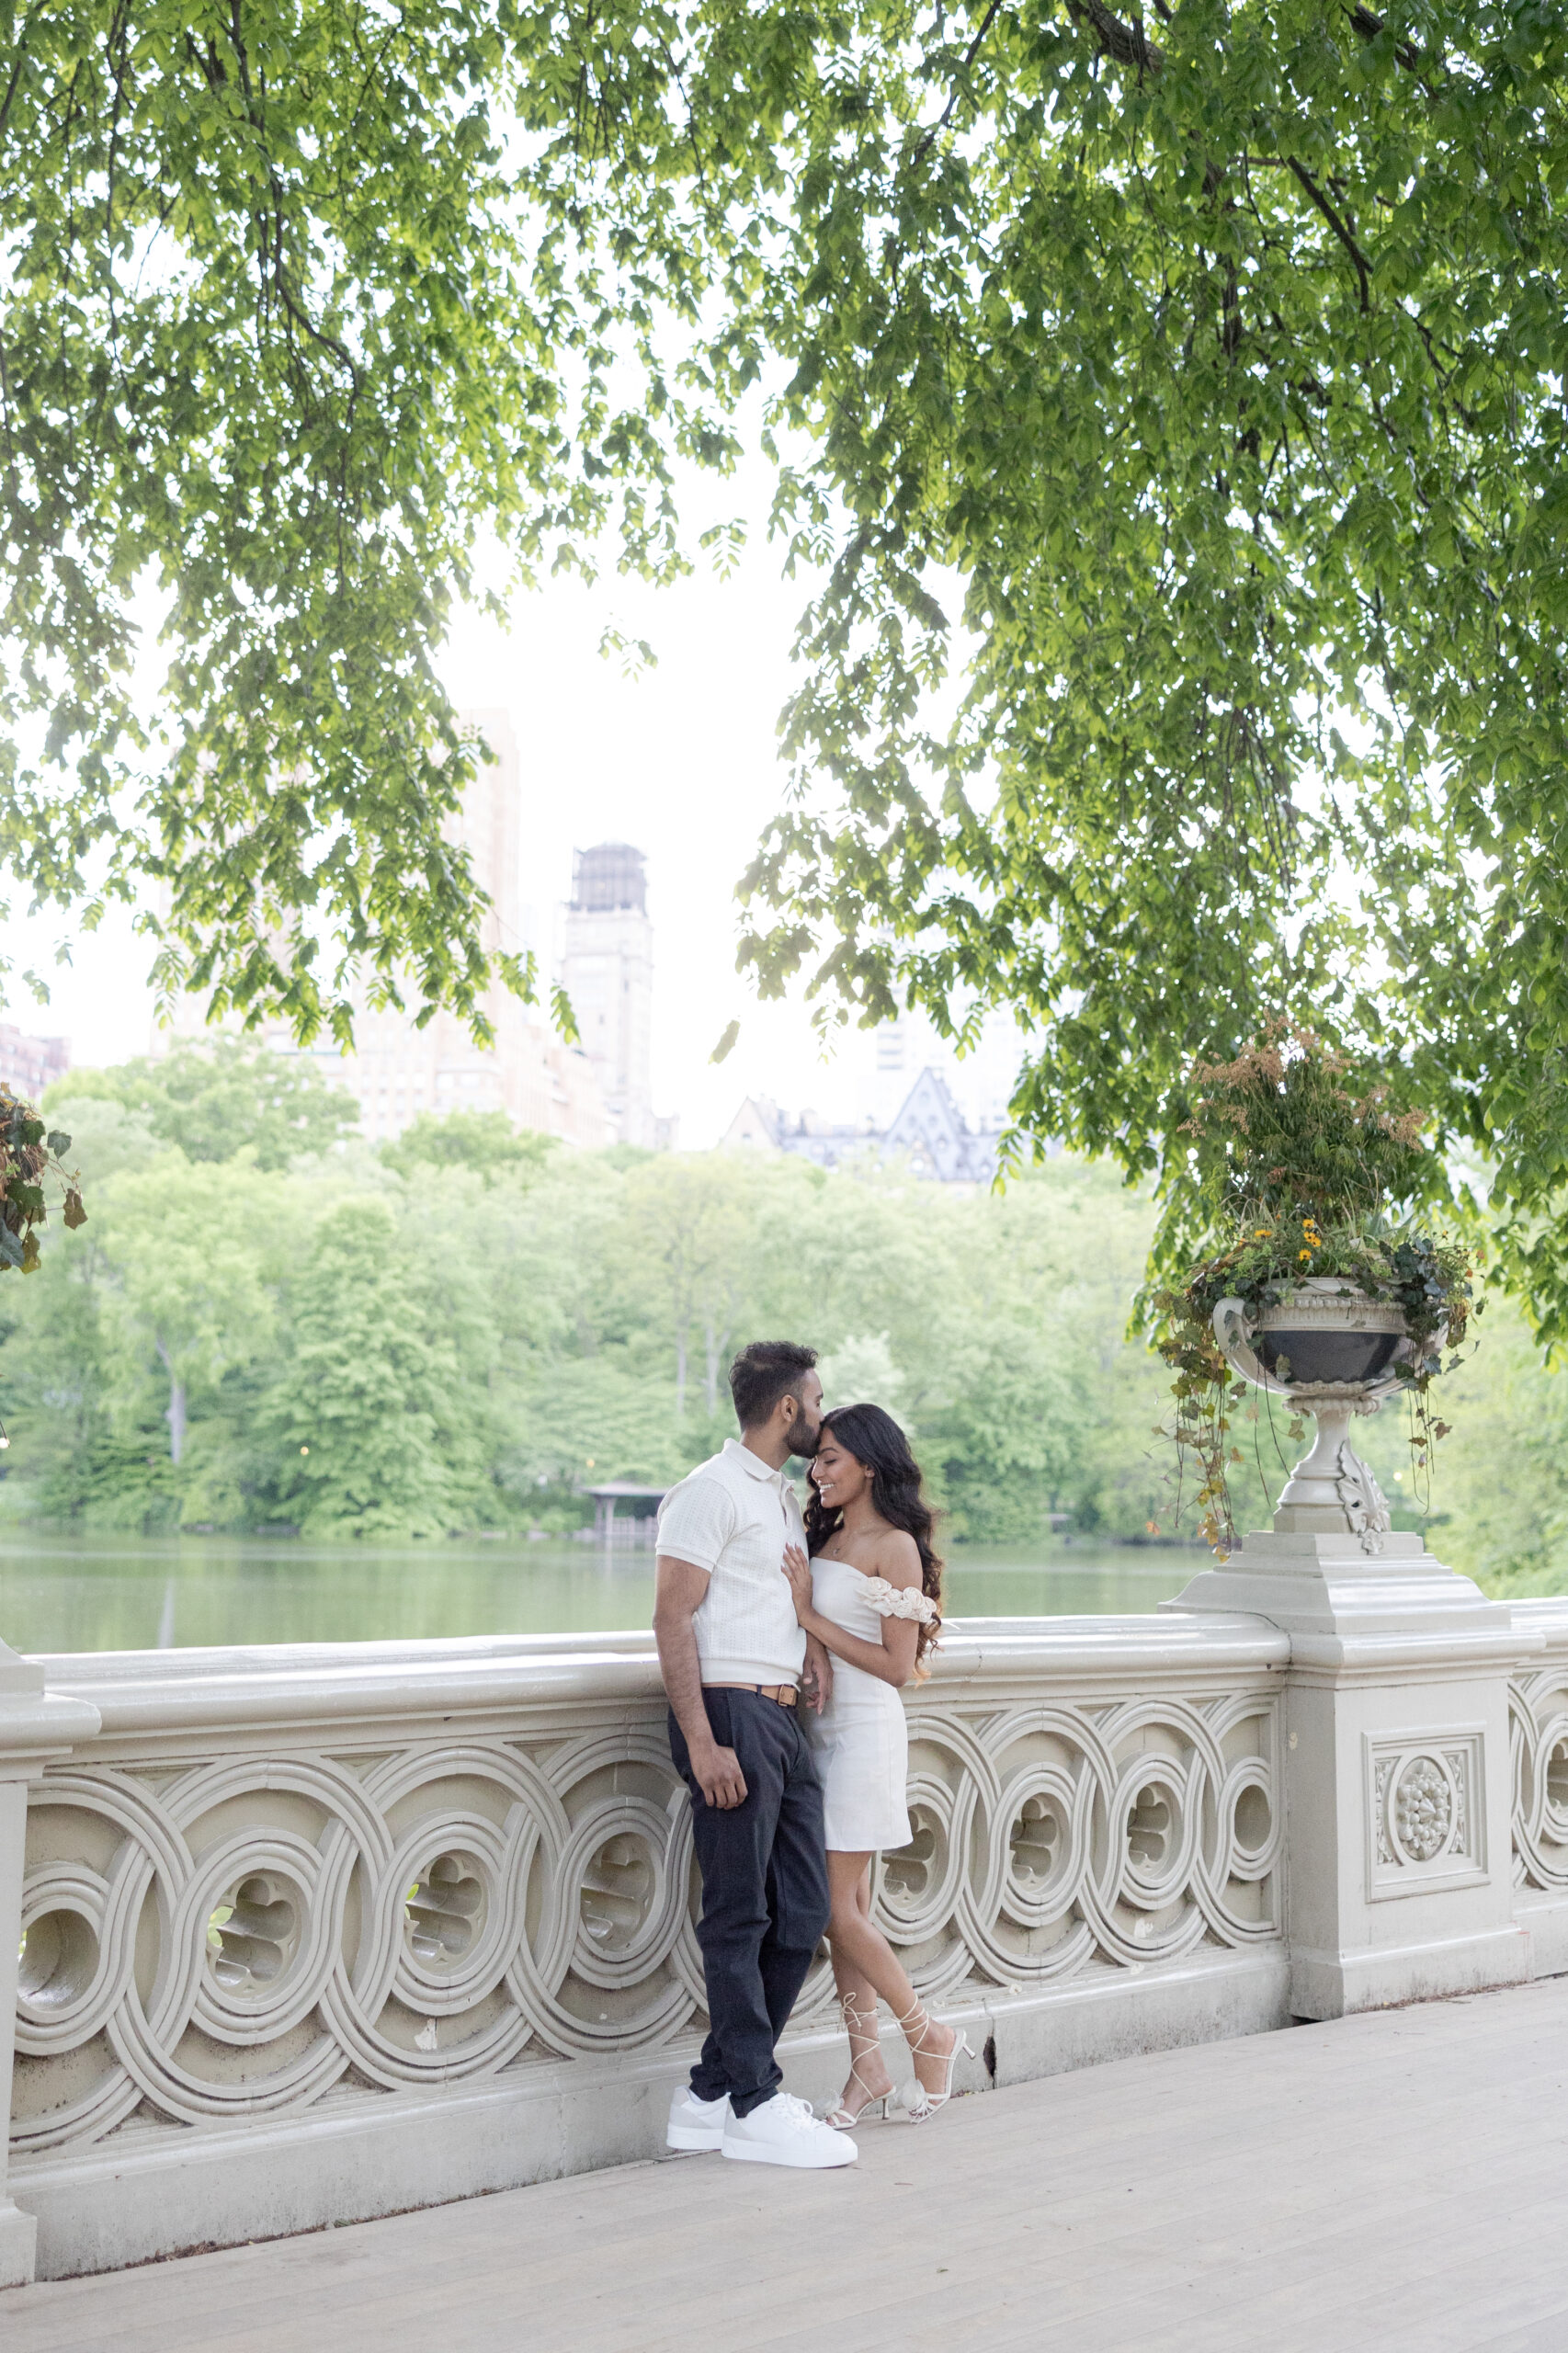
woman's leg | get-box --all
[824,1851,892,2119]
[824,1851,957,2107]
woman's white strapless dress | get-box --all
[802,1554,936,1853]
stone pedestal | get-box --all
[0,1643,98,2286]
[1169,1530,1538,2017]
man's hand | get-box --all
[690,1740,747,1809]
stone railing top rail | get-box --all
[1504,1597,1568,1652]
[20,1613,1291,1749]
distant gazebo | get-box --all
[582,1483,670,1548]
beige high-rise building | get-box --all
[325,710,608,1148]
[159,710,610,1150]
[559,844,655,1148]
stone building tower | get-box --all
[561,843,655,1148]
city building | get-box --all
[157,710,611,1150]
[560,843,656,1149]
[854,1003,1028,1134]
[318,711,610,1149]
[723,1066,1007,1183]
[0,1025,70,1103]
[722,1003,1040,1183]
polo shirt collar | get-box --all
[724,1437,786,1484]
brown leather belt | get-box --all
[703,1681,799,1708]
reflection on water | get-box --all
[0,1531,1201,1656]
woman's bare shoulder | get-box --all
[867,1526,923,1587]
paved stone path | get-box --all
[8,1973,1568,2352]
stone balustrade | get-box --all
[6,1574,1568,2285]
[2,1615,1291,2278]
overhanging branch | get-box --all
[1344,4,1431,80]
[1287,156,1371,312]
[914,0,1010,158]
[1062,0,1165,73]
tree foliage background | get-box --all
[8,0,1568,1335]
[3,1058,1567,1595]
[0,1051,1176,1542]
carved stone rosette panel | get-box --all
[1364,1731,1485,1900]
[12,1684,1281,2160]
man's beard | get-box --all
[787,1415,822,1461]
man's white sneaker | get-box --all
[722,2091,858,2169]
[666,2086,730,2152]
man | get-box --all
[653,1339,855,2169]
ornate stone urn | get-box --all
[1167,1267,1529,2026]
[1211,1277,1424,1546]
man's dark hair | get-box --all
[729,1340,817,1430]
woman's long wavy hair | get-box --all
[803,1402,944,1676]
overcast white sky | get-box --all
[445,535,864,1148]
[0,489,937,1149]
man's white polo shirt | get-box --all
[655,1437,807,1688]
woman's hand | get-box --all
[781,1541,814,1627]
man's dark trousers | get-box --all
[668,1688,830,2118]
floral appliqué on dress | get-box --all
[860,1576,938,1623]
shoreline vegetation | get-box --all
[1,1041,1563,1603]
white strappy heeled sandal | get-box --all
[823,1994,895,2130]
[894,1995,974,2121]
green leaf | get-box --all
[550,984,581,1049]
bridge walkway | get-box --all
[7,1973,1568,2353]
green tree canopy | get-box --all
[12,0,1568,1327]
[96,1154,283,1463]
[263,1198,468,1538]
[0,1096,1185,1545]
[1,0,713,1042]
[381,1110,556,1186]
[48,1037,358,1170]
[709,0,1568,1345]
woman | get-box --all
[780,1401,972,2128]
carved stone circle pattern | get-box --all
[1511,1664,1568,1891]
[12,1687,1281,2159]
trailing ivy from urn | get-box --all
[1153,1028,1475,1555]
[0,1093,85,1276]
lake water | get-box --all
[0,1532,1199,1654]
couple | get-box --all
[653,1338,971,2171]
